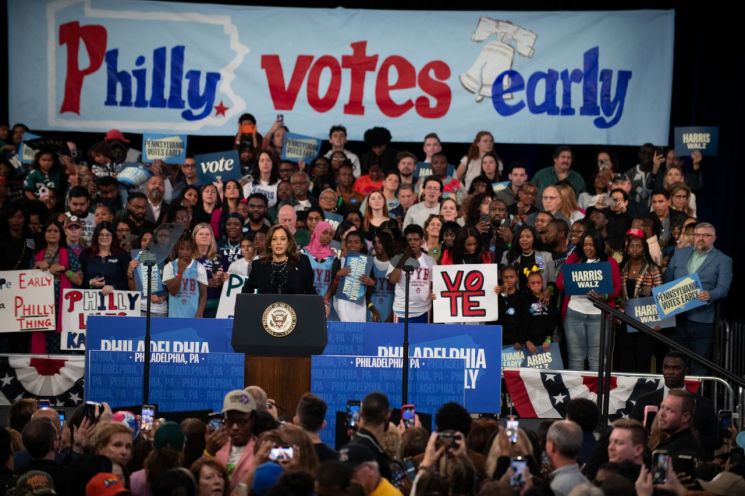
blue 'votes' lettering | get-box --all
[491,47,632,129]
[104,45,221,121]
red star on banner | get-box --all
[214,101,229,117]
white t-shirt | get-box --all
[243,181,279,208]
[387,253,435,318]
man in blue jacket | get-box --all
[665,222,732,374]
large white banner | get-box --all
[60,288,141,350]
[0,270,56,333]
[432,264,499,323]
[8,1,674,144]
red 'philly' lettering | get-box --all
[59,21,107,114]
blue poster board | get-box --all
[415,161,456,179]
[321,322,502,414]
[281,133,321,162]
[652,273,705,318]
[142,133,188,164]
[194,150,241,183]
[335,253,373,302]
[501,343,564,369]
[625,296,676,331]
[674,126,718,156]
[85,316,242,412]
[312,355,465,447]
[561,261,614,295]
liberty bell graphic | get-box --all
[460,17,537,102]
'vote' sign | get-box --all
[195,150,241,183]
[433,265,498,323]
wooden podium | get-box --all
[232,294,327,416]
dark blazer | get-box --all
[241,253,316,295]
[630,388,718,458]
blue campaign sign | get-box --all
[561,261,614,296]
[85,316,242,412]
[674,127,719,157]
[501,343,564,369]
[652,273,705,319]
[336,253,373,302]
[142,133,188,163]
[194,150,241,183]
[625,296,676,331]
[281,133,321,162]
[325,212,343,233]
[322,322,502,413]
[312,355,465,447]
[415,162,456,179]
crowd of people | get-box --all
[0,117,732,374]
[2,374,745,496]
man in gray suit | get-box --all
[664,222,732,375]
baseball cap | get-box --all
[698,471,745,495]
[16,471,56,495]
[250,462,283,496]
[104,130,130,144]
[64,214,82,228]
[85,473,130,496]
[338,443,376,468]
[221,389,257,414]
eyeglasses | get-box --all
[693,233,714,238]
[224,415,251,427]
[542,195,559,200]
[672,194,689,199]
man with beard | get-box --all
[171,155,200,199]
[95,176,123,214]
[496,162,529,207]
[623,143,664,207]
[244,193,271,236]
[396,152,418,188]
[665,223,731,374]
[206,390,257,492]
[67,186,96,244]
[145,175,168,226]
[122,191,154,238]
[533,146,586,195]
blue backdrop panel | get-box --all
[322,322,502,414]
[311,355,465,447]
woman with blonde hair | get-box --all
[555,183,585,224]
[484,426,535,479]
[191,223,223,317]
[94,421,134,467]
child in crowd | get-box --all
[163,236,207,318]
[325,230,374,322]
[496,265,524,349]
[228,235,255,277]
[523,271,557,354]
[23,150,64,202]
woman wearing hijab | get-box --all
[300,221,337,298]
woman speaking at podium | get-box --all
[241,225,316,295]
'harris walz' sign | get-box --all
[625,296,676,331]
[561,262,613,295]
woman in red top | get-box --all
[556,230,621,371]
